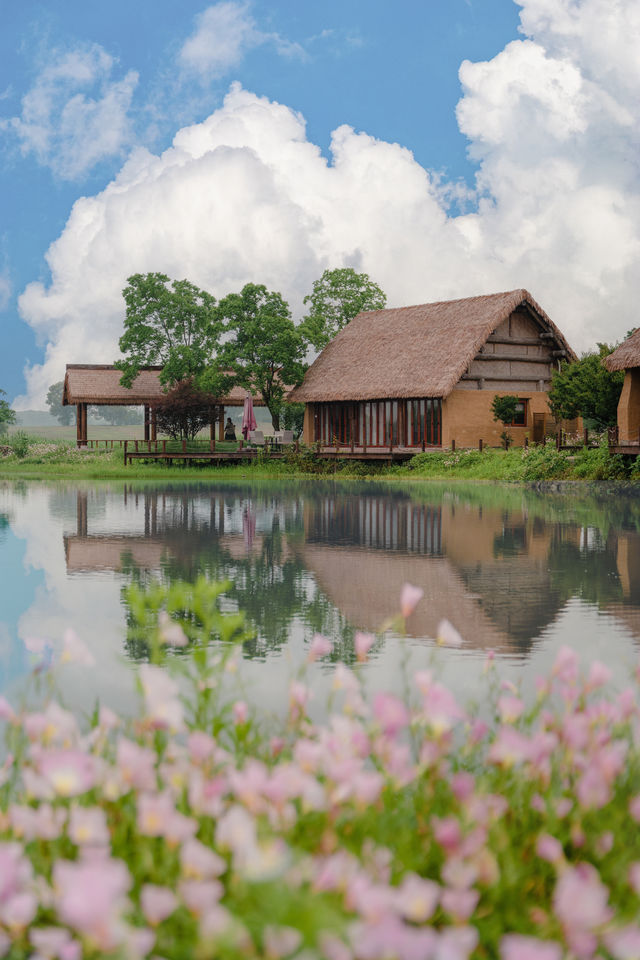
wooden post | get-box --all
[524,436,529,449]
[584,428,589,447]
[478,438,483,452]
[144,405,150,442]
[151,407,157,441]
[210,418,215,448]
[123,440,128,466]
[556,431,561,450]
[218,405,224,442]
[182,439,187,454]
[451,439,456,452]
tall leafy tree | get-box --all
[46,381,74,426]
[0,389,16,435]
[116,273,223,388]
[219,284,307,430]
[301,267,387,350]
[549,344,624,428]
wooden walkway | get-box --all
[607,427,640,457]
[123,439,276,465]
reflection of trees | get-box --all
[546,529,624,606]
[0,513,9,543]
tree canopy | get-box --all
[0,389,16,434]
[548,344,624,428]
[301,267,387,350]
[152,380,216,440]
[218,283,307,430]
[116,273,223,389]
[46,381,74,426]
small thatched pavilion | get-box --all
[290,289,577,450]
[62,365,270,446]
[603,332,640,445]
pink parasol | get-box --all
[241,393,257,440]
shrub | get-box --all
[8,430,31,459]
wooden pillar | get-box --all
[151,407,157,442]
[218,405,225,442]
[76,491,88,537]
[76,403,87,447]
[144,405,150,442]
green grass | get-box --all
[2,432,639,485]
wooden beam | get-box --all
[461,374,551,383]
[486,336,543,346]
[473,353,552,364]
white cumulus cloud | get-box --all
[178,2,306,81]
[15,0,640,408]
[2,43,138,180]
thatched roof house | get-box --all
[291,289,577,449]
[62,364,277,445]
[603,331,640,446]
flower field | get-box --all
[1,581,640,959]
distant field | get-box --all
[8,424,149,441]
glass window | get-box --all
[512,401,527,426]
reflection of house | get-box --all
[64,537,170,573]
[291,290,577,450]
[604,336,640,445]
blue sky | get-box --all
[1,0,638,406]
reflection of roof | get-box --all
[302,543,515,654]
[62,365,276,406]
[64,536,170,572]
[290,289,576,402]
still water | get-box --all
[2,478,640,716]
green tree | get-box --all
[219,284,307,431]
[0,389,16,435]
[491,395,518,449]
[46,381,74,426]
[93,406,143,426]
[283,402,305,439]
[301,267,387,350]
[116,273,223,389]
[549,344,624,428]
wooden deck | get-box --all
[607,427,640,457]
[123,439,274,465]
[317,445,433,462]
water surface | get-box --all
[2,478,640,715]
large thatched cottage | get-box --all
[290,289,577,449]
[603,331,640,445]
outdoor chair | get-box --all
[248,430,265,448]
[280,430,294,445]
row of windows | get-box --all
[314,399,442,447]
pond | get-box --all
[1,478,640,717]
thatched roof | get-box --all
[603,330,640,372]
[290,289,576,402]
[62,365,273,406]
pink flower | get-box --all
[188,731,216,764]
[436,619,463,648]
[53,857,131,951]
[435,925,478,960]
[629,795,640,822]
[61,629,95,666]
[39,750,95,797]
[441,888,479,922]
[30,927,80,959]
[400,583,423,619]
[308,633,333,662]
[139,664,184,731]
[396,873,440,922]
[552,646,579,684]
[354,632,375,662]
[498,695,524,724]
[158,610,188,647]
[180,838,226,880]
[421,684,465,735]
[263,925,302,958]
[373,692,410,737]
[68,805,109,846]
[232,700,248,725]
[629,862,640,894]
[116,737,157,792]
[554,863,612,938]
[179,879,223,916]
[536,833,564,865]
[586,660,612,691]
[487,727,531,767]
[140,884,177,925]
[500,934,562,960]
[604,925,640,960]
[137,792,175,837]
[0,697,15,722]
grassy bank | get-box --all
[2,432,640,485]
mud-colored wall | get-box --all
[616,370,640,444]
[441,389,552,448]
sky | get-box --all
[1,0,639,408]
